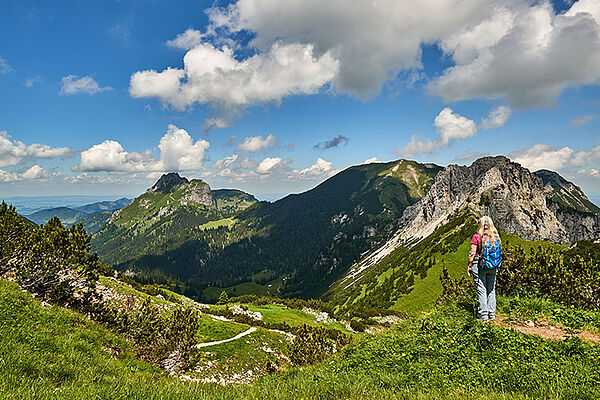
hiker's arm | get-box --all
[467,244,477,276]
[468,244,478,267]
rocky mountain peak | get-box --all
[396,156,599,245]
[150,172,189,193]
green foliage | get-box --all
[0,202,29,272]
[289,324,352,366]
[498,244,600,309]
[92,297,199,368]
[217,290,229,304]
[15,218,103,305]
[1,203,107,306]
[349,318,366,332]
[437,267,475,308]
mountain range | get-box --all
[24,198,131,231]
[89,156,600,304]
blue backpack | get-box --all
[480,238,502,270]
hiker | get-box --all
[467,216,502,321]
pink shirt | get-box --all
[471,233,481,256]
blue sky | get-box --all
[1,0,599,203]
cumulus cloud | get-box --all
[166,29,204,50]
[66,173,129,184]
[256,157,284,174]
[397,107,477,156]
[206,153,337,184]
[235,134,276,152]
[0,131,73,167]
[364,157,380,164]
[75,124,209,172]
[510,144,575,171]
[571,114,596,126]
[158,124,210,170]
[60,75,112,95]
[0,165,59,183]
[129,42,338,115]
[130,0,600,127]
[432,0,600,107]
[207,0,491,98]
[298,157,333,177]
[481,105,511,129]
[510,141,600,174]
[314,135,349,150]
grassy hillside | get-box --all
[4,277,599,399]
[213,189,258,213]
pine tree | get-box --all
[217,290,229,304]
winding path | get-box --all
[195,327,257,348]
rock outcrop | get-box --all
[150,173,216,208]
[151,172,189,193]
[398,156,599,245]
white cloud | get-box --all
[66,173,129,184]
[298,157,334,177]
[256,157,283,174]
[158,124,210,170]
[0,165,59,182]
[431,1,600,107]
[60,75,112,95]
[571,114,596,126]
[0,131,73,167]
[510,142,600,176]
[364,157,380,164]
[75,124,209,172]
[76,140,153,172]
[480,105,511,129]
[396,107,477,156]
[166,29,204,50]
[129,42,338,114]
[206,0,491,98]
[235,134,276,152]
[21,165,59,180]
[0,57,14,74]
[571,143,600,166]
[510,144,575,171]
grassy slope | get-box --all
[5,277,599,399]
[0,279,204,399]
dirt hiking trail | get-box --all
[492,315,600,344]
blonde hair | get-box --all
[478,216,501,245]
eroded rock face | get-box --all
[398,156,599,245]
[181,180,217,209]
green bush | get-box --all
[289,324,351,366]
[498,245,600,309]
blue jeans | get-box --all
[472,260,496,320]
